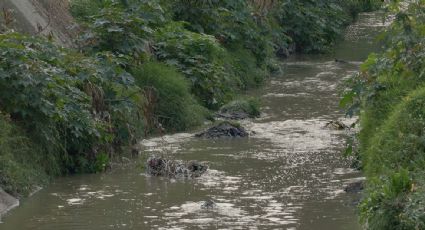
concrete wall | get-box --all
[0,188,19,220]
[0,0,76,47]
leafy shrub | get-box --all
[132,62,207,132]
[0,33,142,174]
[74,0,166,65]
[274,1,353,53]
[171,0,274,65]
[154,22,236,109]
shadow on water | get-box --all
[1,12,388,230]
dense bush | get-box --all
[71,0,380,110]
[154,22,236,108]
[0,32,143,174]
[74,0,167,66]
[170,0,274,65]
[274,1,352,53]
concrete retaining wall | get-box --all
[0,188,19,220]
[0,0,76,47]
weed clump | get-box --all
[132,62,207,133]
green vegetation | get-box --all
[0,32,144,193]
[342,1,425,229]
[0,113,47,196]
[132,62,207,132]
[220,98,261,118]
[154,22,235,108]
[0,0,382,196]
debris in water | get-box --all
[146,156,208,178]
[344,181,364,193]
[325,120,348,130]
[201,199,217,209]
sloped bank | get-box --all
[343,2,425,229]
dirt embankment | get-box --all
[0,0,77,47]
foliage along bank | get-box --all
[0,0,379,196]
[343,1,425,229]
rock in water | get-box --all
[195,121,249,138]
[201,199,217,209]
[187,161,208,177]
[325,120,348,130]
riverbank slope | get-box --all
[343,2,425,229]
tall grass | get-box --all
[132,62,207,133]
[0,114,49,196]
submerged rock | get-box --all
[146,157,208,178]
[344,181,364,193]
[335,58,350,64]
[195,121,249,138]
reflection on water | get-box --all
[1,12,388,230]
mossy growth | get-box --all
[219,97,261,118]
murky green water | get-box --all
[1,12,387,230]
